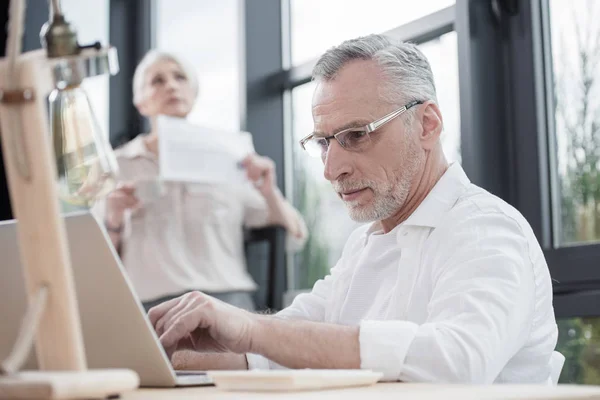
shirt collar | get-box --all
[118,134,155,160]
[364,162,471,236]
[402,162,470,228]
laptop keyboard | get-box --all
[175,371,214,386]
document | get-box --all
[157,115,254,186]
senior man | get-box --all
[148,34,558,384]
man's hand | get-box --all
[240,153,277,197]
[148,291,257,359]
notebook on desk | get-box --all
[207,370,383,392]
[0,212,212,388]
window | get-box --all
[290,82,361,289]
[289,31,461,289]
[557,317,600,384]
[547,0,600,246]
[61,0,110,138]
[544,1,600,384]
[417,31,461,163]
[290,0,455,66]
[155,0,242,131]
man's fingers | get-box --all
[159,295,207,338]
[159,297,218,352]
[148,296,183,328]
[155,295,198,336]
[159,308,201,350]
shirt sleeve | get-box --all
[285,208,309,253]
[242,183,270,228]
[359,212,538,383]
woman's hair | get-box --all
[132,50,199,105]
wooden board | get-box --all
[0,369,139,399]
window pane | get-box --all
[556,318,600,384]
[156,0,241,131]
[290,32,461,289]
[61,0,110,138]
[290,82,362,289]
[290,0,455,66]
[419,32,461,163]
[548,0,600,245]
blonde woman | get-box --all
[95,50,307,312]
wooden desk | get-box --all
[123,383,600,399]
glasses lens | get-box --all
[337,129,371,151]
[303,136,328,158]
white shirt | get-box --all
[247,163,558,384]
[93,135,307,302]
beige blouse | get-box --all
[93,135,278,302]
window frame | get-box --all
[505,0,600,301]
[108,0,154,147]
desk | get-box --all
[123,383,600,399]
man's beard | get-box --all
[332,139,424,223]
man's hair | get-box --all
[312,34,438,112]
[132,50,199,105]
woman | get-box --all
[96,50,307,312]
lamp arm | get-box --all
[0,286,49,375]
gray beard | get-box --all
[340,140,424,223]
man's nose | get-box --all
[323,140,352,182]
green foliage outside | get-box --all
[293,153,331,289]
[550,0,600,384]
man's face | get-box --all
[312,60,426,222]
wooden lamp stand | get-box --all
[0,1,139,399]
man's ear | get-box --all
[418,101,443,150]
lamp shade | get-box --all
[50,83,118,208]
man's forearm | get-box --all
[250,316,360,369]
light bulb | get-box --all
[49,84,118,208]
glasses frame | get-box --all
[299,100,424,157]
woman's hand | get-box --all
[105,182,140,229]
[240,153,307,241]
[240,154,277,197]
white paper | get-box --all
[157,115,254,185]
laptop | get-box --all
[0,212,213,387]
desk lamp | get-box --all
[0,0,139,398]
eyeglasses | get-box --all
[299,100,424,158]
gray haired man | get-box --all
[148,34,558,384]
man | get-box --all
[148,34,558,384]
